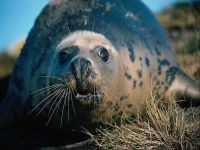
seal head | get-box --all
[51,31,122,101]
[25,31,124,128]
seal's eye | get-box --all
[98,47,110,63]
[58,51,69,65]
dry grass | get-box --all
[88,93,200,150]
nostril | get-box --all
[81,58,92,79]
[81,58,92,68]
[70,57,93,80]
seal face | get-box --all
[26,31,124,128]
[48,31,114,105]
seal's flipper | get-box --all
[167,72,200,106]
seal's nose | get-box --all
[70,57,92,82]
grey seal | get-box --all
[0,0,199,134]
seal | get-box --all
[0,0,199,135]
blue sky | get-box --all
[0,0,176,51]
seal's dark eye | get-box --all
[58,51,69,65]
[98,47,110,63]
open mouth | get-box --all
[74,90,102,105]
[75,93,101,100]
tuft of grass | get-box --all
[88,95,200,149]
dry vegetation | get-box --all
[89,97,200,149]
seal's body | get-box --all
[0,0,199,132]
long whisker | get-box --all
[60,89,68,128]
[48,88,65,115]
[67,89,70,121]
[55,89,66,117]
[45,89,66,126]
[71,87,77,97]
[70,87,76,115]
[35,87,64,116]
[28,86,64,115]
[29,84,62,96]
[73,87,78,94]
[92,87,96,109]
[31,86,61,98]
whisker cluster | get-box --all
[29,76,77,128]
[28,75,102,127]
